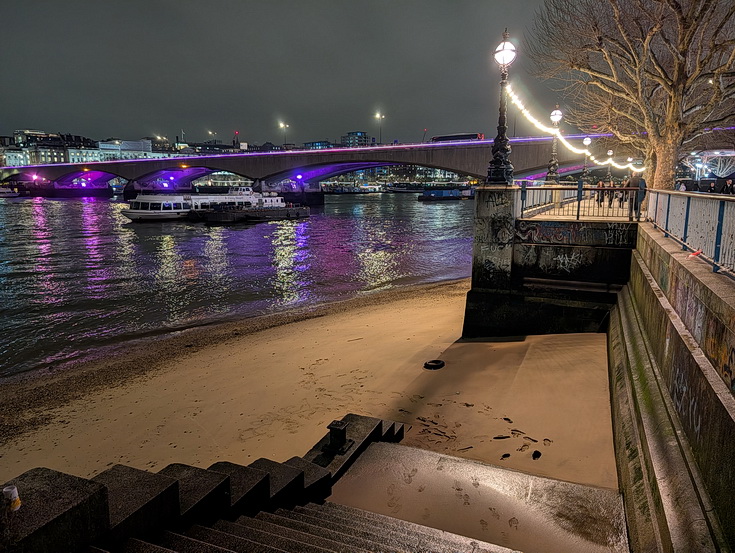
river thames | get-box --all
[0,193,474,377]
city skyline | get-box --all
[4,0,561,145]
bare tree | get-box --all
[527,0,735,189]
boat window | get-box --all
[139,202,149,210]
[200,203,209,209]
[183,202,191,209]
[173,203,182,209]
[162,202,173,210]
[131,202,139,209]
[149,203,161,210]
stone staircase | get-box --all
[0,413,517,553]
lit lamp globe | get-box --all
[550,108,563,124]
[583,137,591,147]
[493,38,516,67]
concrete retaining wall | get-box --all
[627,224,735,547]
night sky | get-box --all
[4,1,558,146]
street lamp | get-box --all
[606,150,613,181]
[546,105,562,183]
[279,122,289,147]
[207,130,217,144]
[487,28,516,184]
[582,136,592,183]
[375,112,385,144]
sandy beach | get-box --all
[0,278,616,491]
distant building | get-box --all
[303,140,334,150]
[340,131,371,148]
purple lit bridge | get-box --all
[0,136,586,204]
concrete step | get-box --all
[233,514,371,553]
[158,463,230,527]
[302,414,385,483]
[123,538,176,552]
[247,458,304,509]
[207,461,270,517]
[256,511,405,553]
[273,508,426,553]
[158,530,238,552]
[186,524,289,553]
[213,519,335,553]
[92,464,179,545]
[282,457,331,501]
[306,501,500,553]
[0,467,109,553]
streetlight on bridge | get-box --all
[279,122,289,147]
[487,28,516,184]
[546,105,562,183]
[582,136,592,183]
[606,150,614,181]
[375,112,385,144]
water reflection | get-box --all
[0,194,473,377]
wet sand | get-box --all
[0,278,616,491]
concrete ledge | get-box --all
[1,467,109,553]
[158,463,230,527]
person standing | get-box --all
[707,181,717,194]
[722,179,734,194]
[596,179,605,206]
[633,174,647,218]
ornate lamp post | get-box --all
[546,105,562,183]
[487,29,516,184]
[606,149,613,181]
[582,136,592,183]
[375,112,385,144]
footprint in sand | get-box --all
[403,468,418,484]
[509,517,519,530]
[471,477,480,488]
[502,417,513,423]
[418,485,426,493]
[543,438,553,446]
[488,507,500,520]
[523,436,539,443]
[510,429,525,437]
[493,435,511,440]
[480,519,488,532]
[387,483,395,496]
[463,494,471,506]
[516,443,529,452]
[500,453,511,460]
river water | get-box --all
[0,194,474,378]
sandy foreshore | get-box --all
[0,278,617,490]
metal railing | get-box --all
[515,181,644,221]
[648,190,735,273]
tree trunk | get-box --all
[651,139,680,190]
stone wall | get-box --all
[628,224,735,547]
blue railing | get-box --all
[648,190,735,273]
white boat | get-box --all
[120,187,287,221]
[0,187,20,198]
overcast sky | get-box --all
[4,0,559,145]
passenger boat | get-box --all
[0,187,20,198]
[120,187,286,221]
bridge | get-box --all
[0,135,585,201]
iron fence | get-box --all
[514,181,643,221]
[648,190,735,273]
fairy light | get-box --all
[506,82,645,173]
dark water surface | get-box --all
[0,194,474,377]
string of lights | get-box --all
[506,83,646,173]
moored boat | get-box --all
[0,187,20,198]
[120,187,285,222]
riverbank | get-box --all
[0,278,616,491]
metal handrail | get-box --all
[515,182,645,221]
[647,190,735,273]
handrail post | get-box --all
[576,179,583,221]
[520,181,527,215]
[664,194,671,237]
[713,200,726,273]
[682,195,691,250]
